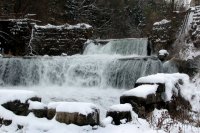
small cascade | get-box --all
[84,38,148,56]
[0,38,164,89]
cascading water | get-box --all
[84,38,148,56]
[0,38,163,89]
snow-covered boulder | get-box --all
[28,101,47,118]
[47,102,64,119]
[106,104,132,125]
[120,84,163,118]
[158,49,169,61]
[0,90,41,116]
[136,73,189,101]
[121,73,192,118]
[55,102,99,126]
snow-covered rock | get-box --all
[55,102,100,126]
[28,101,47,118]
[153,19,171,26]
[106,104,132,125]
[0,90,40,104]
[159,49,169,56]
[122,85,159,99]
[136,73,189,101]
[56,102,98,115]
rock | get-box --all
[121,73,192,118]
[0,118,12,126]
[47,102,63,120]
[55,102,99,126]
[1,96,41,116]
[47,109,56,120]
[120,88,162,118]
[106,104,132,125]
[158,49,169,61]
[28,101,47,118]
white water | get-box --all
[84,38,148,56]
[0,38,163,116]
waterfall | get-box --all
[0,38,163,89]
[84,38,148,56]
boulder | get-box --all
[121,73,191,118]
[28,101,47,118]
[120,84,162,118]
[47,108,56,120]
[0,118,12,126]
[55,102,99,126]
[106,104,132,125]
[47,102,64,120]
[1,96,41,116]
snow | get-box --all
[34,23,92,30]
[122,84,159,99]
[28,101,46,110]
[0,105,15,120]
[101,117,113,127]
[48,102,65,109]
[108,104,132,112]
[153,19,171,26]
[0,89,39,104]
[56,102,98,115]
[159,49,169,56]
[136,73,190,101]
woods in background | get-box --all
[0,0,185,38]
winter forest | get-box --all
[0,0,200,133]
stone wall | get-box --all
[0,19,32,55]
[0,19,92,56]
[29,23,93,56]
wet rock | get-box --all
[106,104,132,125]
